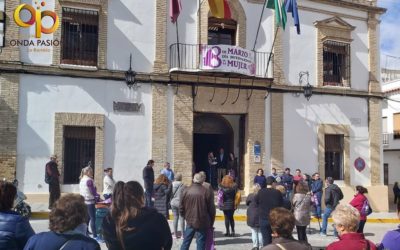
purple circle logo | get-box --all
[354,157,366,172]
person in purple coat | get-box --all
[377,202,400,250]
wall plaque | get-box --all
[113,102,141,112]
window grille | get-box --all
[61,7,99,66]
[324,134,344,180]
[63,126,95,184]
[208,17,237,45]
[323,40,350,86]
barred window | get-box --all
[63,126,95,184]
[61,8,99,66]
[323,40,350,86]
[208,17,237,46]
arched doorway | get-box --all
[193,113,234,184]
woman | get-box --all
[393,182,400,204]
[79,166,100,240]
[219,175,238,237]
[378,201,400,250]
[170,173,185,239]
[275,185,292,211]
[292,181,312,243]
[254,169,267,189]
[349,185,369,233]
[246,183,263,250]
[326,204,376,250]
[0,181,34,250]
[103,168,115,200]
[261,207,312,250]
[153,174,172,219]
[102,181,172,250]
[24,194,100,249]
[208,152,217,188]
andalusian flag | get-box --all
[208,0,232,19]
[266,0,287,30]
[170,0,182,23]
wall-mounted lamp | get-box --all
[299,71,313,101]
[125,53,137,88]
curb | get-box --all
[31,212,399,223]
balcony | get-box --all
[169,43,273,79]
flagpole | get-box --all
[264,26,279,78]
[253,0,267,51]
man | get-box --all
[180,173,216,250]
[321,177,343,237]
[255,176,283,246]
[270,167,281,183]
[143,159,155,207]
[160,162,174,182]
[280,168,294,200]
[217,148,227,183]
[311,172,323,218]
[45,154,60,209]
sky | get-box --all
[378,0,400,69]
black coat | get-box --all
[142,166,154,191]
[325,184,343,209]
[246,193,259,228]
[217,153,228,169]
[102,207,172,250]
[153,183,172,217]
[219,185,237,211]
[255,188,283,221]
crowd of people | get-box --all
[0,156,400,250]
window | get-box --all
[323,40,350,86]
[208,17,237,45]
[393,113,400,139]
[383,117,389,145]
[325,134,344,180]
[63,126,95,184]
[61,8,99,66]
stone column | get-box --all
[173,85,193,185]
[154,0,168,72]
[0,74,19,180]
[151,84,168,174]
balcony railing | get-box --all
[169,43,273,78]
[383,133,389,146]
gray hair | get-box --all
[332,204,360,232]
[198,171,206,182]
[193,173,204,184]
[175,173,182,181]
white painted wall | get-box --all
[16,75,152,193]
[283,1,369,90]
[107,0,156,72]
[383,151,400,185]
[284,94,371,186]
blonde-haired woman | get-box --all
[153,174,172,219]
[219,175,238,237]
[79,166,100,241]
[246,183,262,250]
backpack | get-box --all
[361,199,372,216]
[217,189,224,208]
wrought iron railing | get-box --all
[383,133,389,146]
[169,43,273,78]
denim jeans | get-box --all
[172,206,185,236]
[321,207,337,236]
[251,227,263,248]
[86,203,97,238]
[314,205,322,218]
[180,225,206,250]
[285,189,293,201]
[259,218,272,246]
[145,189,153,207]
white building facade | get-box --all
[0,0,389,210]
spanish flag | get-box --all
[208,0,231,19]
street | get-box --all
[30,219,398,250]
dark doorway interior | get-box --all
[193,133,230,174]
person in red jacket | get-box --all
[326,204,376,250]
[349,185,369,233]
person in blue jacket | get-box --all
[24,194,100,250]
[0,180,34,250]
[311,173,323,218]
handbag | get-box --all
[234,190,241,209]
